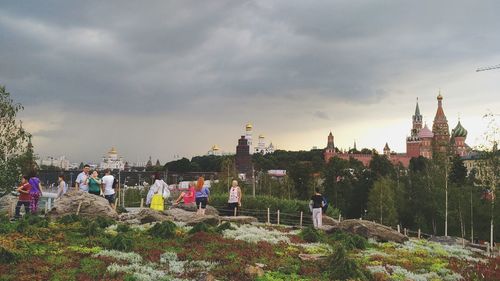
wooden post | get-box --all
[397,225,401,233]
[267,208,270,225]
[277,210,280,225]
[418,229,421,239]
[140,198,144,208]
[9,202,14,218]
[234,207,237,217]
[300,211,303,228]
[404,228,407,236]
[76,202,83,215]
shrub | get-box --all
[24,214,49,228]
[330,231,367,250]
[82,221,101,236]
[117,224,131,233]
[215,222,234,233]
[148,221,177,239]
[326,244,370,280]
[108,234,134,252]
[79,257,106,279]
[0,245,17,264]
[300,227,322,243]
[188,222,212,234]
[95,216,115,228]
[58,214,82,224]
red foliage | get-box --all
[449,256,500,281]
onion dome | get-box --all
[451,121,468,138]
[245,123,253,131]
[437,93,443,100]
[418,124,434,138]
[211,145,220,151]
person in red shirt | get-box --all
[173,181,196,206]
[14,175,32,219]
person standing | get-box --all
[28,171,43,214]
[14,176,32,219]
[75,164,90,192]
[309,188,324,228]
[227,180,242,216]
[195,177,210,215]
[88,170,102,196]
[146,173,170,210]
[56,174,68,199]
[101,169,116,208]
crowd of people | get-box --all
[14,165,326,228]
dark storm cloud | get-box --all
[1,0,500,161]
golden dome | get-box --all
[259,134,265,139]
[211,145,220,151]
[245,123,253,130]
[108,146,118,154]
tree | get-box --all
[0,85,31,195]
[288,161,313,200]
[367,177,398,226]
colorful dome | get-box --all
[452,121,468,138]
[418,124,434,138]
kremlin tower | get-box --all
[432,93,451,155]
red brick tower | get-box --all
[324,132,336,162]
[432,93,450,155]
[451,120,468,157]
[235,136,251,174]
[406,99,423,158]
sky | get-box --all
[1,0,499,164]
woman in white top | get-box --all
[146,173,171,206]
[227,180,242,216]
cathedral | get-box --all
[324,93,470,167]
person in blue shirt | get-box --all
[194,177,210,215]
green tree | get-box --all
[367,177,398,226]
[0,85,31,195]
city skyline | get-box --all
[1,1,499,163]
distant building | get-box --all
[99,147,125,170]
[324,93,471,167]
[254,135,275,155]
[268,169,286,177]
[38,156,70,170]
[245,123,253,154]
[235,136,251,175]
[206,144,233,156]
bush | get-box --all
[300,227,322,243]
[24,214,49,228]
[326,244,370,280]
[215,222,234,233]
[0,246,17,264]
[188,222,212,234]
[116,224,131,233]
[58,214,82,224]
[79,257,105,279]
[108,234,134,251]
[81,221,101,236]
[148,221,177,239]
[330,231,367,250]
[95,216,115,228]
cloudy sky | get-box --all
[1,0,499,164]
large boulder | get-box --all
[163,208,219,226]
[219,216,258,224]
[119,208,173,224]
[175,204,219,216]
[337,219,408,243]
[322,215,340,227]
[0,194,17,215]
[47,190,118,220]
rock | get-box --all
[176,204,219,216]
[119,208,173,224]
[299,253,328,261]
[338,219,408,243]
[219,216,258,224]
[245,265,264,278]
[163,208,219,226]
[318,225,338,233]
[0,194,17,215]
[429,236,469,246]
[322,215,340,226]
[47,190,118,220]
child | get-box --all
[15,175,32,219]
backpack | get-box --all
[113,177,119,189]
[322,196,328,213]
